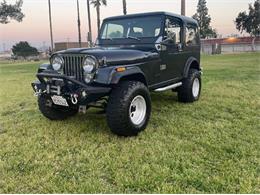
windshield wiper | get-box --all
[106,38,114,41]
[125,36,141,41]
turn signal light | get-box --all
[116,67,126,72]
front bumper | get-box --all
[32,71,111,105]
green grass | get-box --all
[0,53,259,193]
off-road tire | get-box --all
[106,81,151,136]
[38,96,78,120]
[178,68,201,103]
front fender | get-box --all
[95,65,147,85]
[38,63,51,73]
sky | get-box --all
[0,0,256,51]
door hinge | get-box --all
[160,64,167,71]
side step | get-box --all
[154,82,182,92]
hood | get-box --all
[57,47,159,66]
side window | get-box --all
[186,25,199,46]
[165,18,182,44]
[101,23,124,39]
[155,28,161,36]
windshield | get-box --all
[100,16,162,40]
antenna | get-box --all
[86,0,92,46]
[181,0,186,16]
[77,0,82,48]
[48,0,54,52]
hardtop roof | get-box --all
[104,11,198,25]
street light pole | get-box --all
[181,0,185,16]
[48,0,54,52]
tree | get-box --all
[122,0,127,15]
[0,0,25,24]
[192,0,217,39]
[12,42,39,59]
[235,0,260,51]
[90,0,107,34]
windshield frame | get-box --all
[98,15,165,41]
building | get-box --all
[54,42,89,51]
[0,51,12,60]
[201,36,260,54]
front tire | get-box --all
[106,81,151,136]
[178,69,201,103]
[38,96,78,120]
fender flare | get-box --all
[38,63,51,73]
[109,66,148,85]
[183,57,200,78]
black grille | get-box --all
[62,55,84,81]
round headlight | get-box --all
[52,56,63,71]
[83,57,96,73]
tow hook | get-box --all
[34,89,42,97]
[71,94,78,105]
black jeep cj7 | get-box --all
[32,12,202,136]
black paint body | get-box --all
[32,12,201,104]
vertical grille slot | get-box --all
[62,55,84,81]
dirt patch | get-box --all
[0,124,6,134]
[19,102,26,109]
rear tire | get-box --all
[178,69,201,103]
[38,96,78,120]
[106,81,151,136]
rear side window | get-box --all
[165,18,182,44]
[186,25,199,46]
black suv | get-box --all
[32,12,202,136]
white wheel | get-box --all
[129,95,147,125]
[107,81,151,136]
[192,78,200,98]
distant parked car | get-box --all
[10,55,18,61]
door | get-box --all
[159,17,186,82]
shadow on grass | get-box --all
[69,92,180,134]
[17,92,186,138]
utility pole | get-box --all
[181,0,185,16]
[86,0,92,46]
[3,43,6,52]
[48,0,54,52]
[77,0,82,48]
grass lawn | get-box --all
[0,53,259,193]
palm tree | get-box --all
[48,0,54,52]
[90,0,107,34]
[86,0,93,46]
[122,0,127,15]
[76,0,82,47]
